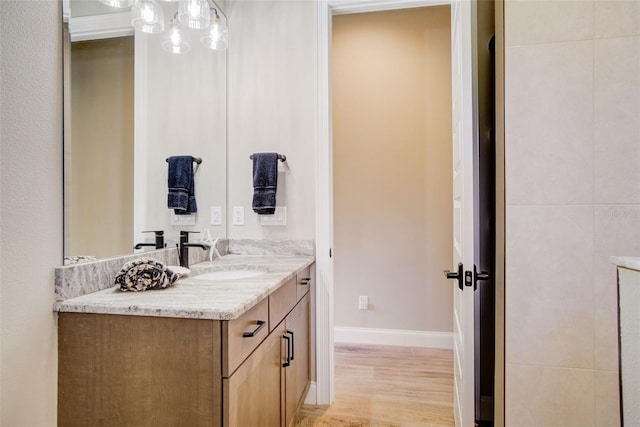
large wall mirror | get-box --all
[63,0,227,264]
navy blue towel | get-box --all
[252,153,278,215]
[167,156,197,214]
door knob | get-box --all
[444,262,464,290]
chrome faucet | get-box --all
[134,231,165,250]
[179,231,209,269]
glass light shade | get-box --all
[98,0,134,7]
[162,21,190,54]
[131,0,165,34]
[178,0,210,30]
[200,12,228,50]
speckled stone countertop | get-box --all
[54,255,314,320]
[611,256,640,272]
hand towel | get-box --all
[252,152,278,214]
[167,155,197,214]
[115,258,180,292]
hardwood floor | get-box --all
[296,344,454,427]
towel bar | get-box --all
[249,154,287,162]
[165,157,202,164]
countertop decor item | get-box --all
[114,257,180,292]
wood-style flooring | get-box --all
[296,344,454,427]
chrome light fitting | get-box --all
[131,0,165,34]
[200,7,227,50]
[178,0,210,30]
[162,13,190,54]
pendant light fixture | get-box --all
[162,13,190,54]
[131,0,165,34]
[101,0,228,54]
[178,0,210,30]
[200,7,227,50]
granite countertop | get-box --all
[54,255,314,320]
[611,256,640,272]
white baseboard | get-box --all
[303,381,317,405]
[334,326,453,349]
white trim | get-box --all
[315,0,335,407]
[316,0,458,409]
[331,0,450,15]
[69,12,133,42]
[335,326,453,349]
[304,382,318,406]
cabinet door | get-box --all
[283,293,310,427]
[224,322,284,427]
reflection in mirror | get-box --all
[63,0,227,264]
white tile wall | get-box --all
[506,364,595,427]
[505,0,640,424]
[594,36,640,204]
[505,0,594,46]
[594,0,640,39]
[595,370,621,427]
[505,41,594,205]
[506,205,594,369]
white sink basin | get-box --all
[193,270,264,281]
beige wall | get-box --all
[69,37,134,258]
[332,7,453,332]
[226,0,317,240]
[504,1,640,425]
[0,0,62,425]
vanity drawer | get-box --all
[296,265,313,301]
[222,297,269,377]
[268,277,297,332]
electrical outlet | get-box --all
[359,296,369,310]
[232,206,245,225]
[210,206,222,225]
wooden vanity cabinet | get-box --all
[281,292,311,427]
[58,313,223,427]
[58,264,313,427]
[223,320,285,427]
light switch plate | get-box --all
[232,206,245,225]
[171,212,196,226]
[260,207,287,226]
[210,206,222,225]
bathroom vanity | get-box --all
[56,255,314,427]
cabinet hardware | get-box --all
[285,330,295,361]
[282,335,291,367]
[300,278,311,286]
[242,320,266,338]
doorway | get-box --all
[332,5,453,340]
[315,0,501,425]
[328,6,454,424]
